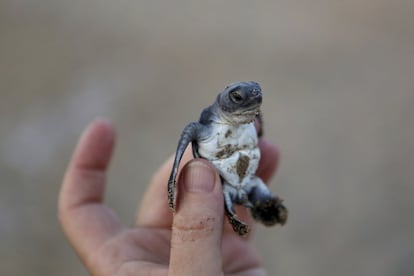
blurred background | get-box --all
[1,0,414,275]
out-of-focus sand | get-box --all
[1,1,414,275]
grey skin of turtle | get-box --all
[168,81,287,236]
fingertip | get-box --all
[180,160,216,193]
[259,138,280,160]
[74,118,116,170]
[257,139,280,183]
[82,117,115,143]
[175,159,223,212]
[60,118,116,212]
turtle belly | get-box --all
[211,149,260,187]
[198,123,260,187]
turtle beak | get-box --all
[255,93,262,104]
[250,90,262,105]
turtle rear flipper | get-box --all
[250,197,287,226]
[223,184,250,236]
[248,182,288,226]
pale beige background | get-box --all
[1,1,414,275]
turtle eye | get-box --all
[230,91,243,103]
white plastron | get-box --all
[197,122,260,188]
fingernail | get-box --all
[183,160,215,193]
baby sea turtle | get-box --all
[168,81,287,236]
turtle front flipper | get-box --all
[168,122,204,211]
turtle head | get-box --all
[217,81,262,124]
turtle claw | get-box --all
[228,215,250,236]
[168,179,176,211]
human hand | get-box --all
[58,119,279,275]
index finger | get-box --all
[58,119,121,266]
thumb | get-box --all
[169,159,224,276]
